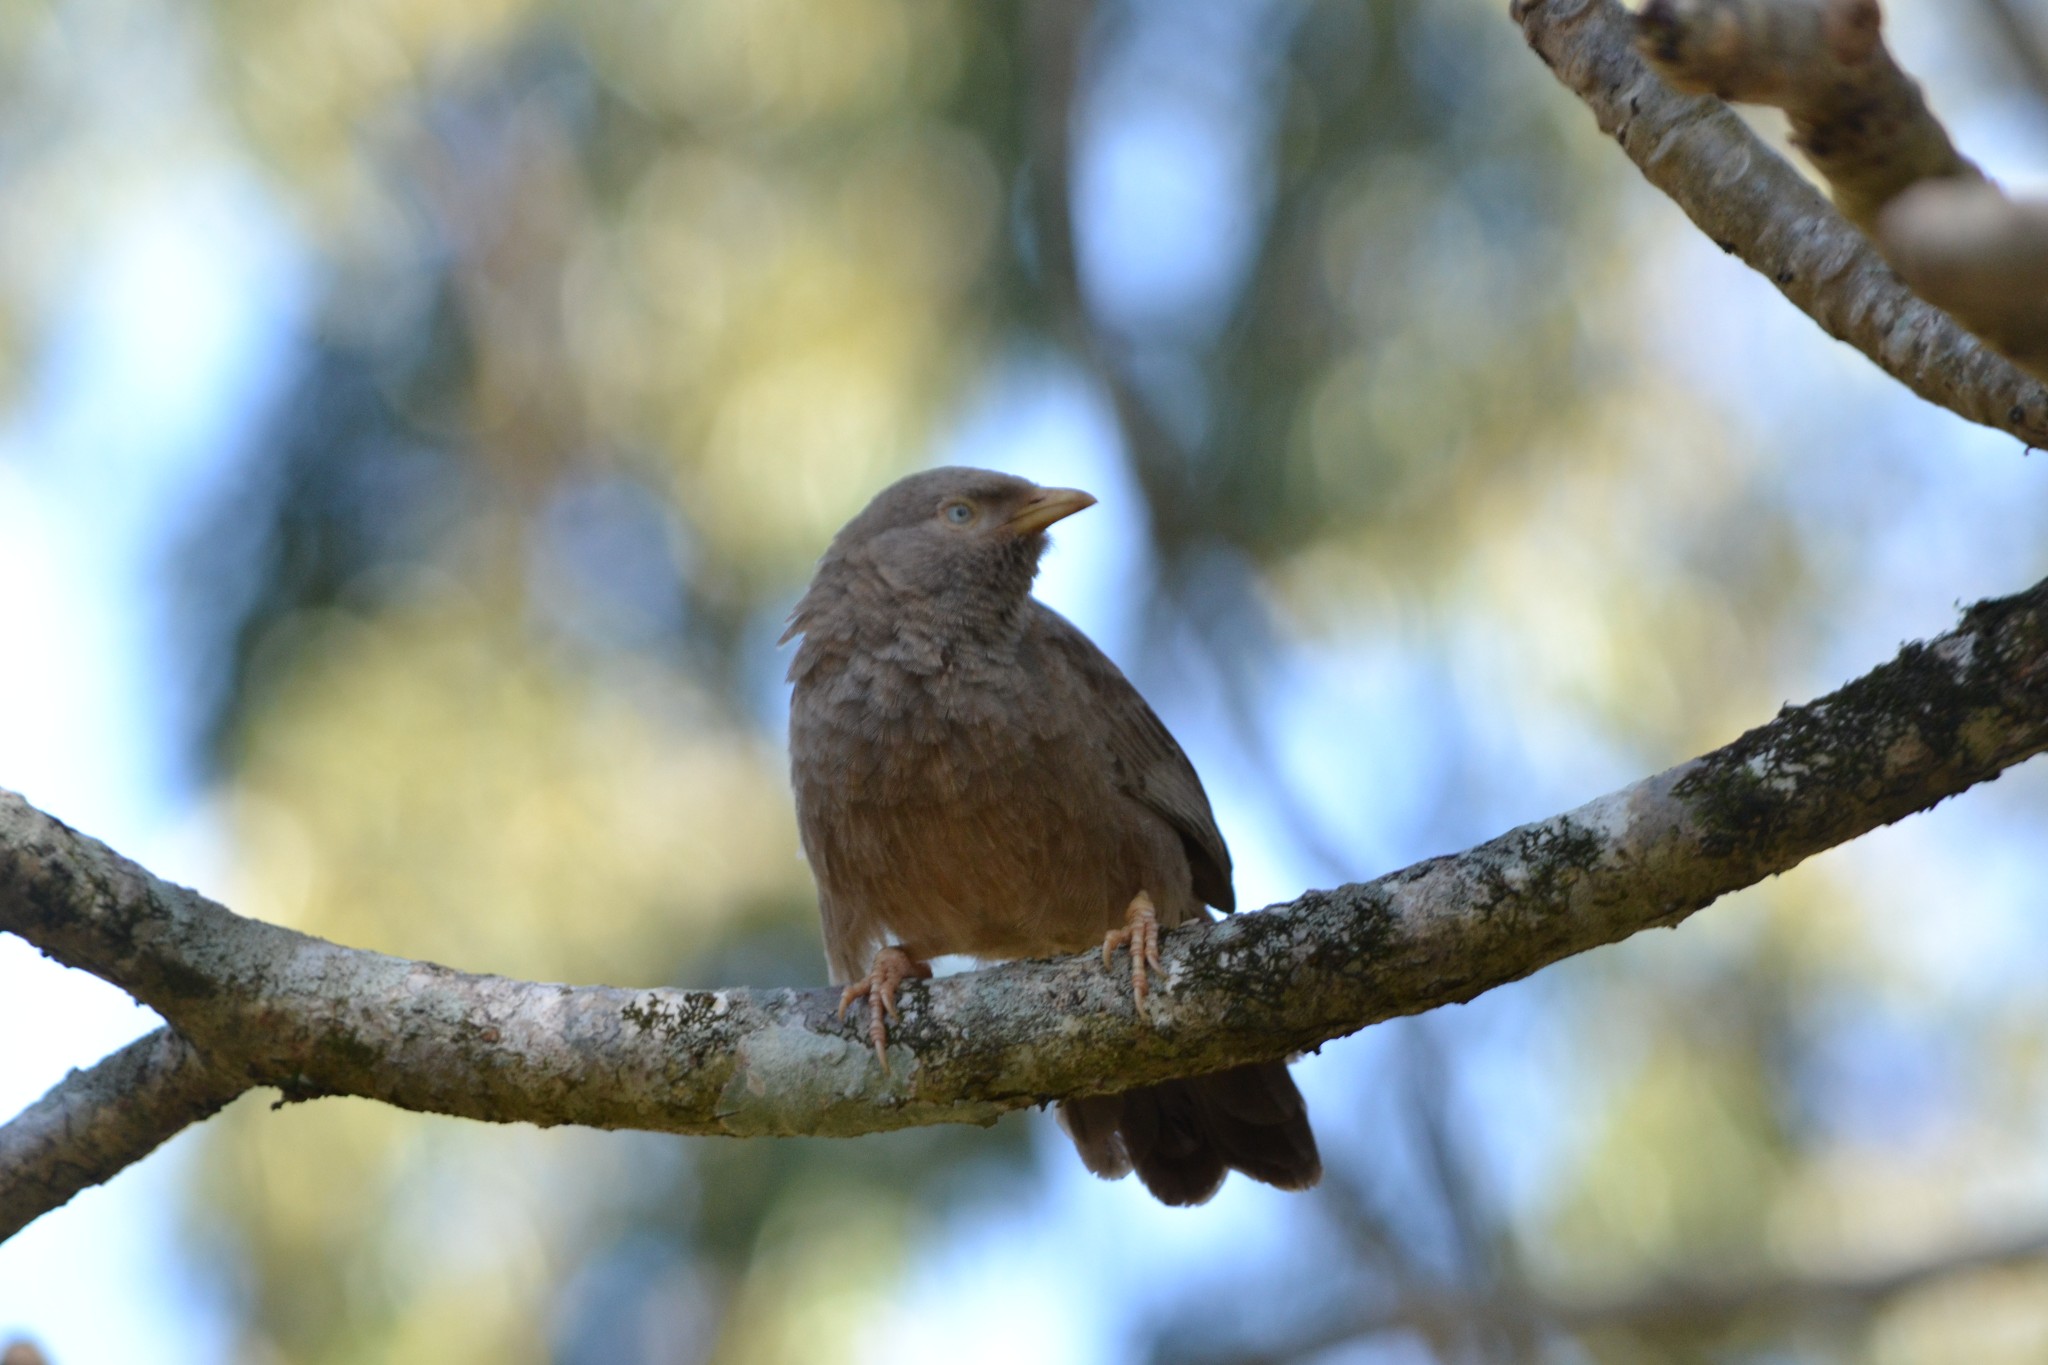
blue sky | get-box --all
[0,163,303,1364]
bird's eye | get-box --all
[942,501,975,525]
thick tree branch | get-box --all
[2,576,2047,1242]
[1513,0,2048,444]
[0,1026,246,1242]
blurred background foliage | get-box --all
[4,0,2048,1360]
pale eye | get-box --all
[942,501,974,525]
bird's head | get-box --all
[806,466,1096,616]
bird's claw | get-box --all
[1103,891,1166,1015]
[839,945,932,1072]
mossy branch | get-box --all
[2,574,2045,1242]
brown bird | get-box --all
[784,466,1320,1205]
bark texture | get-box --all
[1635,0,1980,231]
[3,576,2046,1242]
[0,1027,243,1241]
[1882,180,2048,382]
[1513,0,2048,440]
[1598,0,2048,390]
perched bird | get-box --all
[784,466,1320,1206]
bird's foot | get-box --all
[1103,891,1166,1013]
[838,945,932,1072]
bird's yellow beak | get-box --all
[1005,486,1097,536]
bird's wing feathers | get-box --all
[1028,603,1235,911]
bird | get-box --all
[783,465,1320,1206]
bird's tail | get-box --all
[1057,1061,1321,1206]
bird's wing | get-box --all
[1028,602,1235,912]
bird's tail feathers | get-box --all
[1055,1062,1320,1206]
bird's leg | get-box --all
[1102,890,1166,1012]
[837,945,933,1071]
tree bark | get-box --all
[1621,0,2048,387]
[0,1027,241,1242]
[1514,0,2048,440]
[1635,0,1979,233]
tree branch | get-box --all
[1513,0,2048,444]
[1624,0,2048,386]
[0,1026,246,1242]
[1882,179,2048,380]
[3,576,2047,1242]
[1635,0,1980,232]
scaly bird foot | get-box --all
[838,945,932,1072]
[1102,890,1166,1014]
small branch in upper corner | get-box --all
[1515,0,2048,439]
[1626,0,2048,387]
